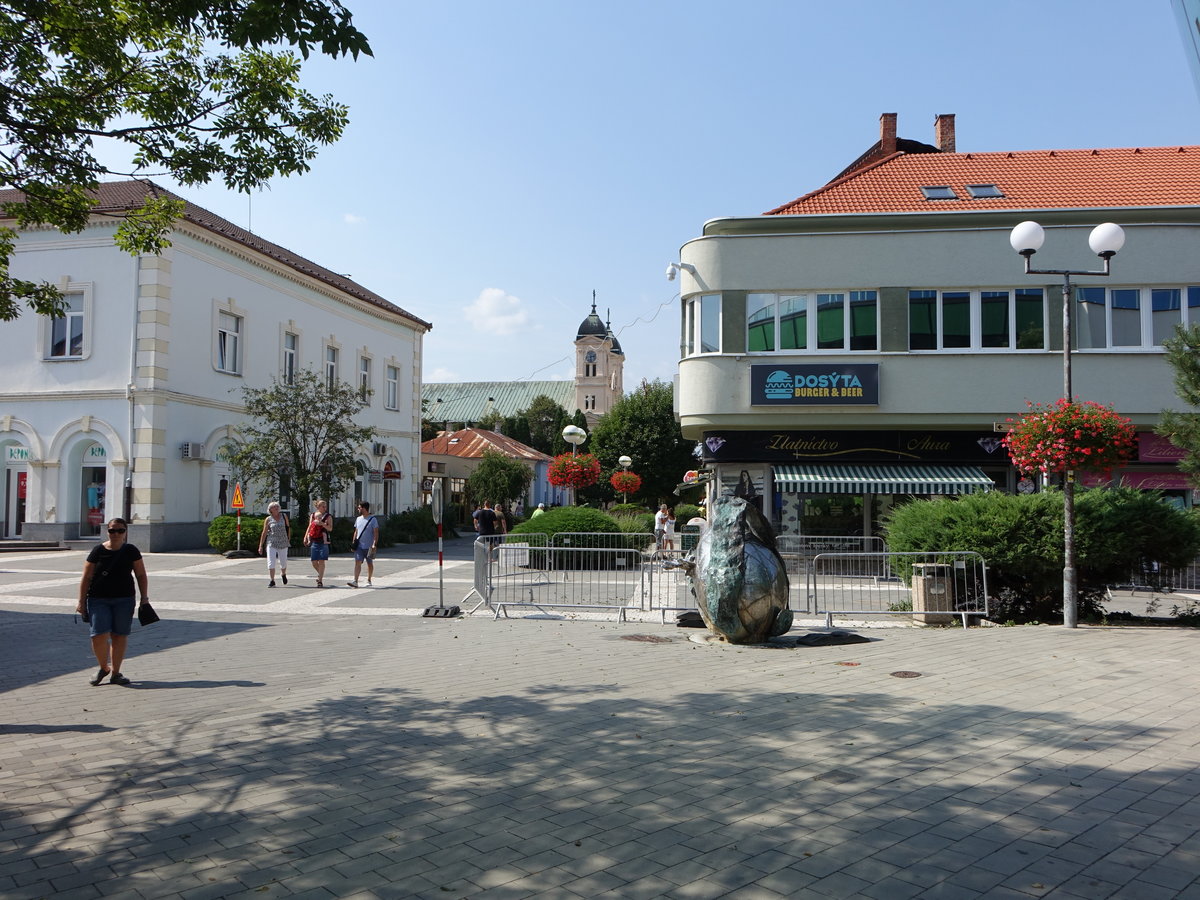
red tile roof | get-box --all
[0,179,432,330]
[421,427,552,463]
[764,146,1200,216]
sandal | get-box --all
[90,668,109,686]
[316,579,323,587]
[110,673,131,686]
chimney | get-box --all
[880,112,897,155]
[934,113,956,153]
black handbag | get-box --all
[138,601,160,626]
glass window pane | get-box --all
[684,300,695,356]
[780,295,807,350]
[816,293,844,349]
[50,318,67,357]
[699,294,720,353]
[1111,289,1141,346]
[69,316,84,356]
[981,291,1009,348]
[747,293,775,352]
[1015,288,1044,349]
[909,290,936,350]
[942,292,970,348]
[1152,289,1181,345]
[1189,287,1200,308]
[849,291,876,350]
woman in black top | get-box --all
[76,517,150,686]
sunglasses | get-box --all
[108,528,126,534]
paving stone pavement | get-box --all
[2,542,1200,899]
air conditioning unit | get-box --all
[180,442,204,459]
[372,442,388,456]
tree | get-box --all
[0,0,371,320]
[522,394,570,456]
[587,380,694,505]
[1158,323,1200,487]
[227,368,373,521]
[466,450,532,509]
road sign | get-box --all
[231,482,245,509]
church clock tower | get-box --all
[574,294,624,427]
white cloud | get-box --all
[343,213,366,225]
[464,288,530,336]
[427,366,457,381]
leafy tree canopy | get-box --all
[586,380,693,507]
[0,0,370,320]
[465,449,532,509]
[1157,323,1200,488]
[226,368,374,521]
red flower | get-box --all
[547,453,602,490]
[610,470,643,496]
[1003,399,1136,475]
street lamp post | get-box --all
[618,454,632,503]
[561,425,587,506]
[1008,220,1125,628]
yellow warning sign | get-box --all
[231,482,245,509]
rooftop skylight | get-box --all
[920,185,958,200]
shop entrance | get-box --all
[4,467,26,538]
[81,463,106,538]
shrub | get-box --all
[208,513,264,553]
[510,505,620,539]
[884,488,1200,624]
[381,506,439,544]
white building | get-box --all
[1,180,431,550]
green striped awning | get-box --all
[773,464,994,495]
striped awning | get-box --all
[773,464,994,495]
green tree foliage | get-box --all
[521,394,570,455]
[586,380,693,506]
[227,368,373,522]
[885,488,1200,623]
[0,0,370,319]
[1157,323,1200,487]
[465,449,532,508]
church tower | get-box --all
[574,294,625,427]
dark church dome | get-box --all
[576,301,606,339]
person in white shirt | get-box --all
[347,501,380,588]
[654,504,670,549]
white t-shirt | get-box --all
[655,510,669,531]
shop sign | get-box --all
[1137,433,1187,463]
[1082,471,1195,490]
[751,364,879,406]
[700,430,1009,464]
[85,444,107,460]
[6,446,29,461]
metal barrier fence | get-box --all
[777,535,886,609]
[1109,555,1200,595]
[805,551,989,628]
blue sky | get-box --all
[147,0,1200,389]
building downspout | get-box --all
[125,254,139,522]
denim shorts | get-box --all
[88,596,135,638]
[354,546,374,562]
[309,542,329,561]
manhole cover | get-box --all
[621,634,674,643]
[890,671,922,678]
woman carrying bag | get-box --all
[76,517,150,686]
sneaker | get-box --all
[110,673,131,686]
[346,581,358,588]
[268,580,276,587]
[281,572,288,585]
[90,668,109,686]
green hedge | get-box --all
[884,488,1200,624]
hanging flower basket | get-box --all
[1003,398,1137,476]
[609,470,642,496]
[547,453,602,490]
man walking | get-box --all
[347,501,379,588]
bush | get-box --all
[509,506,639,568]
[208,513,265,553]
[884,488,1200,624]
[381,506,439,544]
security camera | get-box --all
[665,263,678,281]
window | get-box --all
[746,291,875,353]
[385,365,399,410]
[966,184,1004,198]
[282,332,298,385]
[1076,286,1198,349]
[920,185,958,200]
[909,288,1046,351]
[217,311,241,373]
[686,293,721,355]
[47,293,85,359]
[325,345,339,388]
[358,355,371,403]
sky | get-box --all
[127,0,1200,390]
